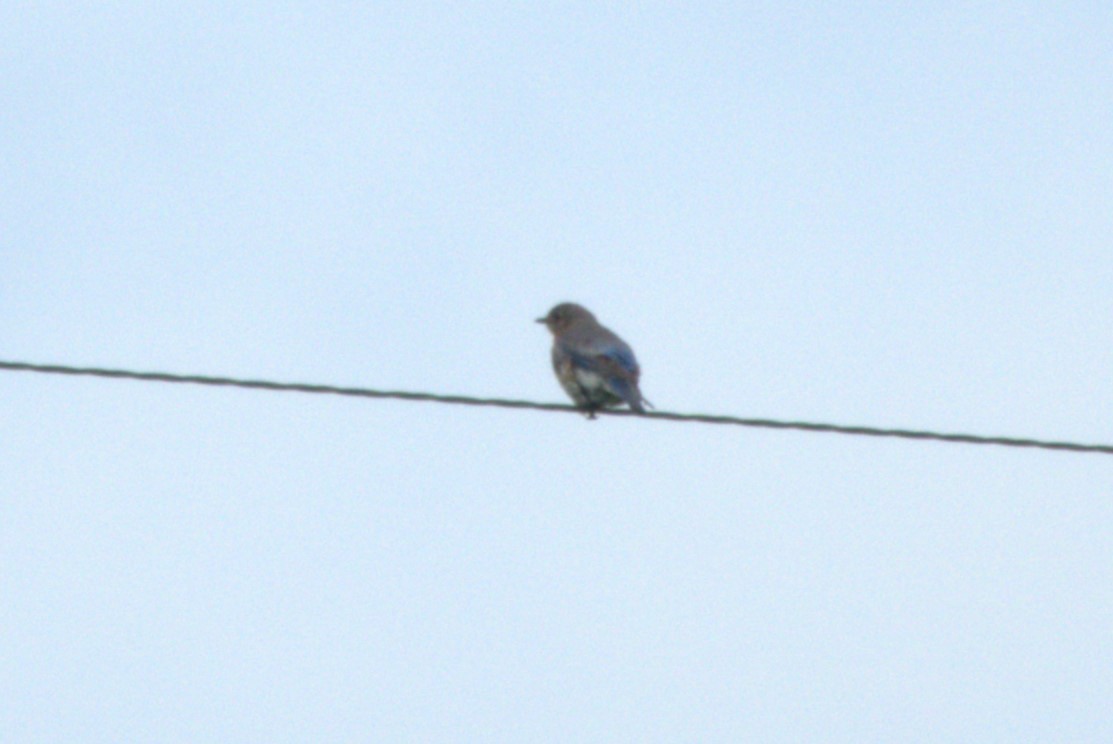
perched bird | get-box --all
[536,302,649,417]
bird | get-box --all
[536,302,649,418]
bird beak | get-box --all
[535,317,547,324]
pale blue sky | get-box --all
[3,3,1112,741]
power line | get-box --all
[2,359,1111,456]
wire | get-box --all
[3,359,1111,456]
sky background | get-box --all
[3,3,1112,741]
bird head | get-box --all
[536,303,596,334]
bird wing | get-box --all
[557,322,647,411]
[558,338,639,381]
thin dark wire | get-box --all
[3,359,1111,456]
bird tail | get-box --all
[611,378,650,414]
